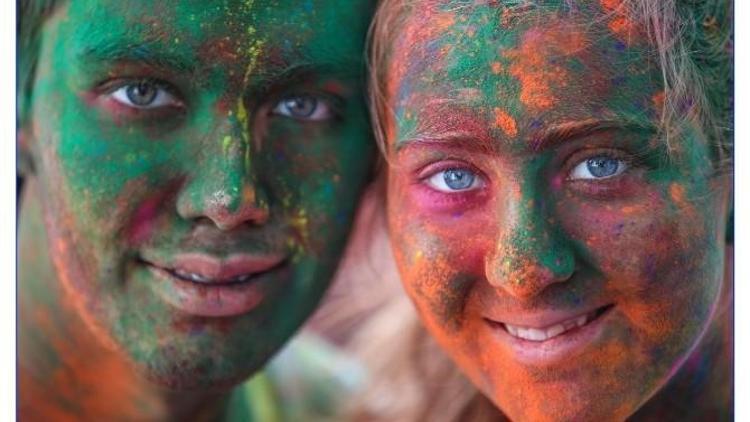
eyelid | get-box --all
[563,148,634,180]
[271,94,336,121]
[416,159,482,178]
[417,159,488,190]
[271,91,343,116]
[98,78,185,107]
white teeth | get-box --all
[171,268,254,284]
[174,269,211,283]
[520,327,547,341]
[545,323,566,338]
[575,315,588,328]
[504,313,593,342]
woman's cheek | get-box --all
[559,183,709,291]
[388,175,493,330]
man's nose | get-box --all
[485,188,575,300]
[176,112,269,231]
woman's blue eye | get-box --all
[272,95,333,121]
[570,156,627,180]
[426,168,482,192]
[110,81,179,109]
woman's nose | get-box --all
[485,193,575,300]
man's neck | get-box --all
[18,178,232,421]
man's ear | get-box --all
[726,208,733,244]
[17,124,36,177]
[725,180,734,244]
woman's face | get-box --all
[385,2,730,420]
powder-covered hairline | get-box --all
[367,0,733,168]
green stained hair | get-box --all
[18,0,63,128]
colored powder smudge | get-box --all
[599,0,640,44]
[652,90,666,110]
[504,23,586,112]
[493,108,518,137]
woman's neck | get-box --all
[18,179,232,421]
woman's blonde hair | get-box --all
[367,0,733,167]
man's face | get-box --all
[27,0,374,388]
[385,2,729,420]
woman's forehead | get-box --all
[388,2,663,149]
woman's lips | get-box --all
[484,304,615,365]
[143,253,287,317]
[500,305,613,342]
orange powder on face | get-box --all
[504,23,587,112]
[599,0,623,11]
[599,0,641,44]
[652,90,666,111]
[387,9,457,110]
[608,15,638,42]
[493,108,518,137]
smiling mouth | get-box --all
[491,305,614,342]
[163,267,265,285]
[139,253,287,286]
[139,253,289,317]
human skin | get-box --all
[383,1,732,420]
[18,0,374,419]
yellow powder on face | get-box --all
[242,185,256,204]
[493,108,518,138]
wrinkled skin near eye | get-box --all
[384,1,731,421]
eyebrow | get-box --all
[77,39,197,74]
[248,61,360,93]
[528,119,652,151]
[397,119,654,154]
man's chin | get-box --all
[134,358,261,392]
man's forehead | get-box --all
[60,0,372,59]
[51,0,373,84]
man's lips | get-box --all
[485,304,614,342]
[141,253,288,317]
[144,253,286,284]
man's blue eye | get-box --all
[570,156,627,180]
[126,82,157,106]
[110,81,179,109]
[426,168,482,192]
[272,95,333,121]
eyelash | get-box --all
[268,91,343,123]
[97,78,185,119]
[417,149,638,199]
[417,161,489,208]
